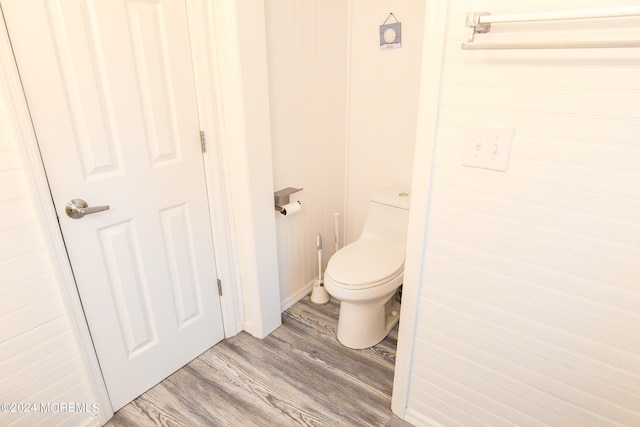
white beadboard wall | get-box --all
[406,1,640,426]
[0,94,96,425]
[345,0,425,242]
[265,0,349,309]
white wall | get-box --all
[345,0,425,242]
[265,0,348,309]
[0,91,97,426]
[225,0,282,337]
[403,1,640,425]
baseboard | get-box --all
[280,279,315,312]
[404,408,444,427]
[227,318,244,338]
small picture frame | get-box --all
[380,16,401,50]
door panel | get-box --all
[97,220,158,356]
[2,0,224,410]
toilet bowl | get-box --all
[324,191,410,349]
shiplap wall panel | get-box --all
[442,86,640,119]
[0,227,48,261]
[0,319,68,371]
[425,298,639,411]
[412,374,527,427]
[6,338,75,394]
[424,311,637,424]
[432,183,640,247]
[0,275,58,316]
[418,333,622,426]
[432,162,640,223]
[432,203,639,269]
[0,251,52,289]
[442,63,640,91]
[0,170,29,200]
[0,295,65,344]
[0,199,36,231]
[265,0,348,309]
[423,261,640,377]
[406,0,640,425]
[0,148,19,170]
[0,92,96,425]
[418,357,569,427]
[427,245,640,337]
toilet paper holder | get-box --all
[274,187,302,213]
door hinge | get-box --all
[217,278,222,296]
[200,130,206,153]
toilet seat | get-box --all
[325,239,404,290]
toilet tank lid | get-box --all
[371,190,410,210]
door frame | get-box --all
[0,1,259,422]
[0,8,114,421]
[390,0,449,420]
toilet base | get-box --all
[336,292,400,349]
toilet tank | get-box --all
[360,191,410,248]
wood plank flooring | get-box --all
[105,296,411,427]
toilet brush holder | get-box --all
[311,233,330,304]
[310,280,330,305]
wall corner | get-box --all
[211,0,281,338]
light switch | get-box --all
[462,126,514,171]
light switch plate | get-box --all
[462,126,514,172]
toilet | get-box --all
[324,190,410,349]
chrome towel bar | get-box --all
[462,6,640,50]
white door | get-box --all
[2,0,225,410]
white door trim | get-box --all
[201,0,282,338]
[0,0,245,420]
[391,0,450,418]
[0,7,114,423]
[186,0,282,338]
[186,0,245,337]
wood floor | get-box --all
[105,295,411,427]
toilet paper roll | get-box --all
[279,201,301,217]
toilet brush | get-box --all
[310,234,330,304]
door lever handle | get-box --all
[66,198,110,219]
